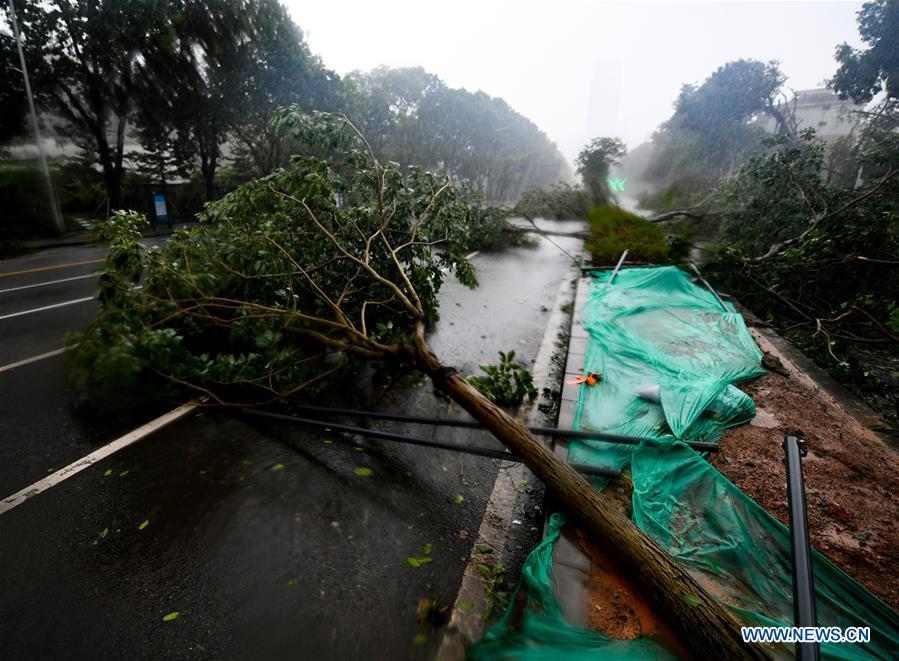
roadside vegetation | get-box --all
[0,0,569,244]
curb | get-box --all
[436,270,578,659]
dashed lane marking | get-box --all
[0,272,100,294]
[0,402,198,516]
[0,296,95,321]
[0,347,68,374]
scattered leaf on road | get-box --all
[353,467,373,477]
[118,470,129,477]
[682,594,701,607]
[453,494,464,505]
[271,463,285,471]
[162,611,180,622]
[405,556,433,568]
[475,544,493,554]
[457,601,474,611]
[103,469,112,477]
[287,579,298,587]
[423,543,433,555]
[138,520,149,531]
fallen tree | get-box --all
[69,110,767,658]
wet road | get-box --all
[0,223,584,660]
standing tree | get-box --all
[575,136,626,205]
[643,59,790,203]
[2,0,174,209]
[831,0,899,103]
[70,111,764,659]
[0,32,28,145]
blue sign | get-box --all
[153,194,168,220]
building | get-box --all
[756,88,863,140]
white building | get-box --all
[757,88,863,140]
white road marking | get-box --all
[0,272,100,294]
[0,296,95,320]
[0,347,68,373]
[0,402,198,515]
[0,285,141,321]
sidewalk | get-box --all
[15,220,201,252]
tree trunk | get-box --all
[411,321,770,660]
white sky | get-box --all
[285,1,866,165]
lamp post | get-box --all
[7,0,64,236]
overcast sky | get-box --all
[284,0,866,165]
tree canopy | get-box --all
[345,66,570,203]
[642,59,787,200]
[575,137,626,204]
[831,0,899,103]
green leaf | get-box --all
[423,543,433,555]
[405,556,432,568]
[271,463,285,471]
[475,544,493,554]
[682,594,701,607]
[103,469,112,477]
[456,601,474,611]
[138,519,149,531]
[453,494,464,505]
[118,470,129,477]
[354,467,373,477]
[287,578,298,587]
[162,611,180,622]
[413,633,429,645]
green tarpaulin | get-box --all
[471,266,899,660]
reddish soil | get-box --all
[570,524,693,659]
[710,329,899,610]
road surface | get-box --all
[0,224,584,660]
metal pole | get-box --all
[258,404,719,452]
[783,435,820,661]
[689,263,729,312]
[239,409,622,479]
[7,0,64,236]
[606,249,629,286]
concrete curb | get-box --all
[734,302,894,441]
[436,271,578,660]
[546,272,595,627]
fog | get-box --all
[288,0,865,164]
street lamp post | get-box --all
[7,0,64,236]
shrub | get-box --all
[467,351,537,406]
[585,205,670,265]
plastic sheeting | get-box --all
[470,266,899,660]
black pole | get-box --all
[689,263,730,313]
[239,409,621,479]
[274,403,719,452]
[783,435,820,661]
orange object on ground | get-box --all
[566,371,600,386]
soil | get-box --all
[573,323,899,641]
[710,328,899,611]
[570,523,694,659]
